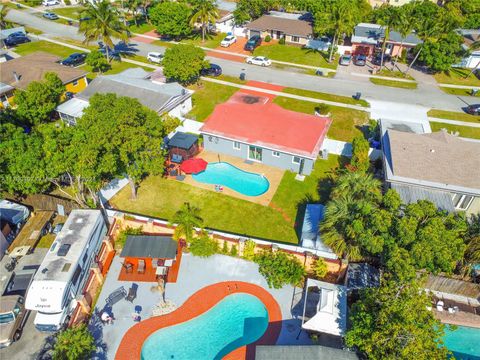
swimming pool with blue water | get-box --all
[141,293,269,360]
[192,162,270,196]
[444,325,480,360]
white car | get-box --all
[147,52,163,63]
[220,35,236,47]
[42,0,60,6]
[246,56,271,67]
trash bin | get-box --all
[354,92,362,100]
[316,69,323,76]
[240,72,246,81]
[472,89,478,96]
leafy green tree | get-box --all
[116,226,143,248]
[15,72,65,126]
[221,240,228,254]
[233,0,272,24]
[242,239,256,260]
[189,230,219,257]
[170,202,203,243]
[53,324,96,360]
[86,50,111,73]
[162,115,181,135]
[254,250,305,289]
[313,258,328,278]
[162,44,208,84]
[418,31,464,72]
[346,277,450,360]
[393,201,466,274]
[190,0,219,43]
[149,1,192,39]
[79,0,128,61]
[230,244,238,256]
[350,136,370,173]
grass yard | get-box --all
[439,87,480,97]
[282,87,369,107]
[215,74,247,85]
[84,61,152,81]
[52,6,86,20]
[24,26,43,35]
[128,22,156,34]
[377,69,415,80]
[253,45,338,70]
[186,80,238,121]
[428,109,480,123]
[110,155,341,243]
[151,40,175,48]
[430,122,480,139]
[14,40,79,58]
[182,32,226,49]
[273,97,369,142]
[370,77,418,89]
[434,68,480,87]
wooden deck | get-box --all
[8,211,54,252]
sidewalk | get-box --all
[428,117,480,128]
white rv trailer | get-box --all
[25,209,106,332]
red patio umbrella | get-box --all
[180,158,208,174]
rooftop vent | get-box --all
[57,244,71,256]
[41,267,48,274]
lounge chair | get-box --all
[123,262,133,273]
[126,283,138,302]
[137,259,146,274]
[106,286,127,306]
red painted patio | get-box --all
[115,281,282,360]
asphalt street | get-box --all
[6,8,476,112]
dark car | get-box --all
[60,53,87,67]
[372,53,391,65]
[200,63,222,77]
[353,54,367,66]
[466,104,480,115]
[4,33,30,47]
[244,35,262,51]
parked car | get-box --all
[201,63,222,76]
[51,223,64,235]
[246,56,271,67]
[353,54,367,66]
[0,295,28,348]
[4,33,30,47]
[372,53,391,65]
[244,35,262,51]
[220,35,237,47]
[43,12,59,20]
[60,53,87,67]
[147,52,163,63]
[339,53,352,66]
[42,0,59,6]
[466,104,480,115]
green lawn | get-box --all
[430,122,480,139]
[370,77,418,89]
[181,32,226,49]
[52,6,86,20]
[128,22,156,34]
[439,87,480,97]
[434,68,480,87]
[14,40,80,58]
[427,109,480,123]
[281,87,369,107]
[215,74,247,85]
[253,45,338,70]
[273,97,369,142]
[186,81,238,121]
[377,69,415,80]
[110,154,341,243]
[151,40,175,48]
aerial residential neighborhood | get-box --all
[0,0,479,360]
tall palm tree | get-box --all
[330,171,382,203]
[391,6,414,67]
[189,0,219,43]
[126,0,140,26]
[78,0,128,62]
[170,202,203,243]
[375,5,399,71]
[460,236,480,279]
[0,5,11,30]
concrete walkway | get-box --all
[350,72,417,83]
[428,117,480,128]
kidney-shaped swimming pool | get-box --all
[141,293,269,360]
[192,162,270,196]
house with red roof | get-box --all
[200,92,331,176]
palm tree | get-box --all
[189,0,219,43]
[78,0,128,62]
[170,202,203,243]
[0,5,11,30]
[126,0,140,26]
[330,171,382,203]
[375,5,398,71]
[391,6,414,68]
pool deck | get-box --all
[115,281,282,360]
[179,150,284,206]
[434,309,480,329]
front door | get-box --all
[248,146,262,162]
[299,159,305,175]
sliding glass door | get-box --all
[248,146,263,162]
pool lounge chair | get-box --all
[126,283,138,302]
[137,259,146,274]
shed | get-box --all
[167,132,199,162]
[300,204,335,257]
[345,263,380,291]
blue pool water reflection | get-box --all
[192,162,270,196]
[444,325,480,360]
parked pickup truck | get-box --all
[0,268,36,348]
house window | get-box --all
[72,80,78,86]
[248,146,262,162]
[292,156,301,164]
[452,193,473,210]
[272,151,280,157]
[233,141,241,150]
[291,36,300,43]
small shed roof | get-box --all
[345,263,380,291]
[120,235,177,259]
[255,345,359,360]
[56,98,90,118]
[168,132,198,150]
[300,204,335,255]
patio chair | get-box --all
[171,154,183,164]
[137,259,146,274]
[125,283,138,302]
[123,262,133,274]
